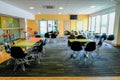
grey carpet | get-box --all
[0,38,120,77]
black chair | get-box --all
[94,33,101,40]
[84,42,96,55]
[100,33,107,41]
[97,38,104,48]
[103,34,114,46]
[44,32,50,38]
[76,35,84,39]
[34,31,38,37]
[31,41,44,64]
[70,41,82,59]
[51,33,57,43]
[84,42,96,65]
[35,35,41,38]
[107,34,114,41]
[68,34,75,39]
[44,32,50,43]
[96,38,104,55]
[11,46,32,71]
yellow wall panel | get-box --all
[71,20,77,31]
[35,14,70,20]
[27,20,39,37]
[78,15,89,30]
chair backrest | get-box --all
[85,42,96,51]
[4,42,11,53]
[35,35,41,38]
[11,46,26,58]
[107,34,114,41]
[77,35,83,39]
[34,31,38,37]
[51,33,57,38]
[38,41,43,52]
[32,41,43,53]
[43,38,47,46]
[44,32,50,38]
[68,34,75,39]
[71,41,82,51]
[100,33,107,40]
[97,38,104,47]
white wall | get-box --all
[0,1,34,19]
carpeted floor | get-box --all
[0,38,120,77]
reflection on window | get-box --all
[108,13,115,34]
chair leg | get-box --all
[84,51,88,58]
[38,52,42,64]
[6,58,13,65]
[13,62,18,72]
[83,52,94,65]
[21,64,25,71]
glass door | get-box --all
[39,20,47,36]
[39,20,58,36]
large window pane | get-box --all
[108,12,115,34]
[95,16,100,33]
[101,14,108,34]
[40,20,47,36]
[48,20,53,32]
[91,17,96,31]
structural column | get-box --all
[113,2,120,46]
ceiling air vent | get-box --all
[42,5,55,9]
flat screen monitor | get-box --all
[70,15,77,20]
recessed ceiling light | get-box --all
[58,12,62,14]
[59,7,64,10]
[90,6,96,8]
[29,7,34,9]
[38,12,41,14]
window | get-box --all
[95,16,100,33]
[108,12,115,34]
[91,17,96,32]
[89,11,115,35]
[101,14,108,34]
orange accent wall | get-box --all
[78,15,89,30]
[27,20,39,37]
[71,20,77,31]
[35,14,70,37]
[35,14,70,20]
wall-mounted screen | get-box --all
[70,15,78,20]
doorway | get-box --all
[39,20,58,36]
